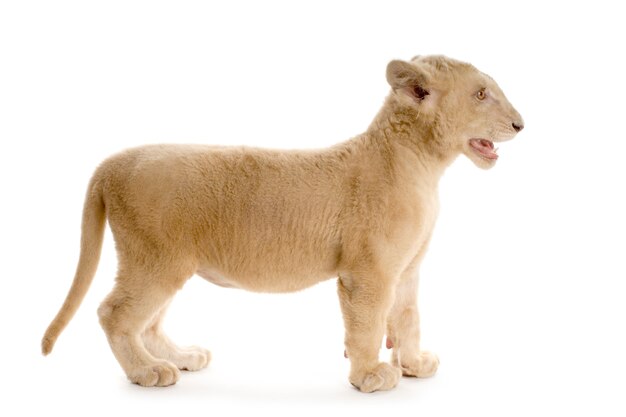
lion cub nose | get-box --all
[512,122,524,132]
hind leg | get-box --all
[142,301,211,371]
[98,264,192,387]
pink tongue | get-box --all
[386,337,394,349]
[470,139,498,159]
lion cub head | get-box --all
[386,55,524,169]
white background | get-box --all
[1,1,625,415]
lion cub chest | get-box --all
[384,186,440,263]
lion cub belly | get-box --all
[195,266,334,293]
[196,268,243,289]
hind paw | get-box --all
[128,361,180,387]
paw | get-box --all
[394,351,439,378]
[128,361,180,387]
[174,346,211,371]
[350,362,401,393]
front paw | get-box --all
[173,346,211,371]
[393,351,439,377]
[350,362,401,393]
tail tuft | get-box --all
[41,334,55,355]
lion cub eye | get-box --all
[476,89,487,101]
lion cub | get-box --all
[42,55,523,392]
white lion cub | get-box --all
[42,55,523,393]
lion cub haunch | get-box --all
[42,55,523,392]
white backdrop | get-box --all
[1,1,625,416]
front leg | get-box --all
[337,272,401,393]
[387,259,439,377]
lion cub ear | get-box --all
[386,60,431,102]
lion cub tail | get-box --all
[41,177,106,355]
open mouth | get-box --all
[469,139,498,160]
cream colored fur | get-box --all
[42,55,523,392]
